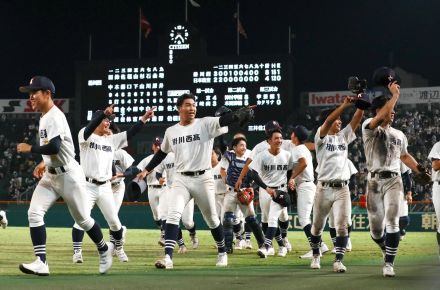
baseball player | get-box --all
[16,76,114,275]
[362,82,425,277]
[71,105,155,264]
[309,96,364,273]
[220,136,265,254]
[212,148,227,222]
[284,125,319,258]
[0,210,7,229]
[137,137,168,244]
[137,93,254,269]
[235,121,292,254]
[428,140,440,261]
[399,161,412,241]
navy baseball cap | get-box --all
[264,120,282,135]
[292,125,309,142]
[372,67,401,87]
[19,76,55,94]
[153,136,163,146]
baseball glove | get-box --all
[414,165,432,185]
[233,106,255,127]
[272,190,291,207]
[237,187,254,205]
[214,105,232,117]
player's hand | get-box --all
[406,192,413,204]
[104,104,115,116]
[388,81,400,96]
[135,170,149,182]
[288,178,296,191]
[234,178,243,191]
[17,143,32,153]
[141,106,157,123]
[342,96,357,106]
[266,187,276,197]
[159,177,166,186]
[33,162,46,179]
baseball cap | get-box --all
[19,76,55,94]
[264,120,282,135]
[91,110,115,121]
[153,136,163,146]
[372,67,401,87]
[292,125,309,143]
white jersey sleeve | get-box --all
[291,144,314,182]
[219,155,229,170]
[203,117,226,139]
[110,131,128,151]
[428,141,440,181]
[340,124,356,145]
[249,140,270,161]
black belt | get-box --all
[86,177,109,185]
[180,170,206,176]
[47,166,67,174]
[267,184,286,190]
[148,185,165,188]
[370,171,399,179]
[321,181,348,188]
[111,181,121,186]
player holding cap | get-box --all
[137,93,255,269]
[309,96,364,273]
[70,104,155,264]
[16,76,113,275]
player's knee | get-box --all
[76,217,95,231]
[223,212,235,228]
[311,225,323,236]
[268,217,278,228]
[335,226,348,237]
[279,211,289,222]
[27,208,45,227]
[370,228,383,239]
[166,210,182,225]
[182,219,194,230]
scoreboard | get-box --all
[75,25,292,129]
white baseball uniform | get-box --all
[74,127,128,231]
[428,141,440,234]
[161,117,226,228]
[362,118,407,237]
[112,149,134,212]
[213,161,227,219]
[249,148,294,227]
[312,125,356,237]
[248,140,291,223]
[399,161,410,217]
[138,155,166,222]
[28,106,95,231]
[289,144,316,228]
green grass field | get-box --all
[0,227,439,290]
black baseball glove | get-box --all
[233,106,255,127]
[413,164,432,185]
[272,190,291,207]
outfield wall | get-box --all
[2,203,437,232]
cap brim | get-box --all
[19,85,43,93]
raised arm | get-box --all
[368,82,400,130]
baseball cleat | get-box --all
[320,242,330,254]
[310,255,321,269]
[216,252,228,267]
[267,246,275,256]
[234,239,246,250]
[190,233,199,249]
[346,238,352,252]
[19,257,50,276]
[178,245,188,254]
[98,242,114,274]
[300,249,321,259]
[158,237,165,247]
[155,254,173,269]
[115,247,128,262]
[284,238,292,252]
[333,260,347,273]
[257,247,267,258]
[72,249,84,263]
[278,246,288,257]
[245,240,253,249]
[331,247,337,254]
[383,262,395,277]
[0,210,7,229]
